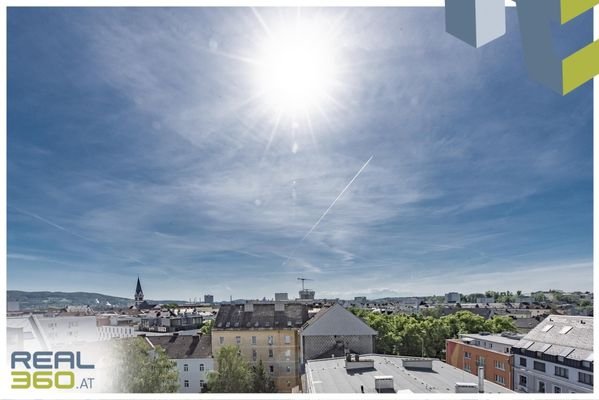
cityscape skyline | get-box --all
[8,8,593,301]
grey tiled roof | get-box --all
[146,334,212,359]
[301,304,377,336]
[513,315,592,361]
[214,303,309,330]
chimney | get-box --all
[478,366,484,393]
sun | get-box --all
[254,20,339,117]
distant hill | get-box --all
[7,290,184,310]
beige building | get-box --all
[212,302,309,392]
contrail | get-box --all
[301,155,373,242]
[283,155,374,265]
[10,206,95,243]
[10,205,146,265]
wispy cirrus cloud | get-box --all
[7,8,592,300]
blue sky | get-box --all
[7,7,593,301]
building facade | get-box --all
[445,292,461,303]
[212,302,309,392]
[145,334,213,393]
[98,325,136,341]
[446,333,520,389]
[511,315,593,394]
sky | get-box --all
[7,7,594,301]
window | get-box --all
[475,340,480,346]
[183,364,189,372]
[252,336,257,345]
[286,365,291,373]
[542,324,554,332]
[488,343,493,349]
[477,356,485,367]
[519,375,527,387]
[269,349,274,358]
[252,349,257,362]
[464,363,471,372]
[495,375,505,385]
[538,381,545,393]
[269,365,274,374]
[533,361,546,372]
[554,386,561,393]
[236,336,241,345]
[464,351,471,359]
[284,335,291,344]
[555,366,569,378]
[578,372,593,386]
[268,336,274,345]
[219,337,224,345]
[519,357,527,367]
[184,380,189,388]
[199,364,204,371]
[495,360,505,371]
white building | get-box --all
[98,325,136,341]
[145,334,213,393]
[512,315,593,394]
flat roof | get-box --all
[306,355,512,394]
[461,334,521,346]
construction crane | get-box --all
[297,277,313,290]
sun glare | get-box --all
[255,20,338,117]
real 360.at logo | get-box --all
[11,351,95,390]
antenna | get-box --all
[297,277,314,291]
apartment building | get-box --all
[446,333,521,389]
[212,302,309,392]
[145,334,213,393]
[512,315,593,394]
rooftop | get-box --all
[514,314,593,361]
[214,302,309,330]
[301,303,377,336]
[145,334,212,359]
[460,333,522,346]
[305,355,512,394]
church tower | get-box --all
[134,276,144,307]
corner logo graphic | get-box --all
[446,0,599,95]
[11,351,95,390]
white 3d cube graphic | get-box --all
[445,0,506,48]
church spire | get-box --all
[134,276,144,306]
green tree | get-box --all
[200,319,214,335]
[533,292,547,302]
[579,299,592,307]
[484,316,517,333]
[251,360,276,393]
[113,337,179,393]
[207,345,252,393]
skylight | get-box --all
[559,326,573,334]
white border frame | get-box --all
[1,1,596,399]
